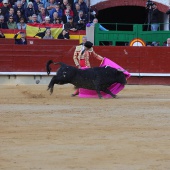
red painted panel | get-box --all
[0,38,15,44]
[27,39,79,46]
[139,77,170,85]
[0,44,170,85]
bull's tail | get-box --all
[46,60,62,75]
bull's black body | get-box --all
[46,60,127,98]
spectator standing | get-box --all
[14,31,27,45]
[17,17,26,29]
[7,16,17,29]
[150,3,160,31]
[64,16,78,31]
[0,30,5,38]
[0,15,8,28]
[166,8,170,30]
[57,29,69,39]
[43,28,54,39]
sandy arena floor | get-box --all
[0,84,170,170]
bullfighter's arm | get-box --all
[90,48,104,61]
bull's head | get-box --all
[116,70,127,85]
[55,65,77,84]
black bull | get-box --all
[46,60,127,99]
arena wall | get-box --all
[0,39,170,85]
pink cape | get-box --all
[78,57,131,98]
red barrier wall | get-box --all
[0,40,170,85]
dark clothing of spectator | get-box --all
[14,6,25,16]
[1,6,10,16]
[25,7,36,20]
[60,3,67,12]
[16,15,26,23]
[73,9,80,17]
[14,33,27,45]
[33,1,43,14]
[51,17,62,24]
[151,8,159,23]
[22,2,28,10]
[64,21,78,31]
[57,31,70,39]
[5,13,17,22]
[0,22,8,29]
[28,19,40,23]
[74,1,88,15]
[62,14,72,24]
[50,8,63,18]
[0,32,5,38]
[166,9,170,15]
[74,14,87,30]
[56,0,62,5]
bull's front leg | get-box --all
[102,88,116,98]
[92,80,102,99]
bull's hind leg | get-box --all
[96,90,102,99]
[102,88,116,98]
[47,76,56,94]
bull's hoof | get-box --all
[113,95,118,99]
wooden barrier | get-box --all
[0,43,170,85]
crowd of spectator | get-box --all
[0,0,96,30]
[1,0,170,45]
